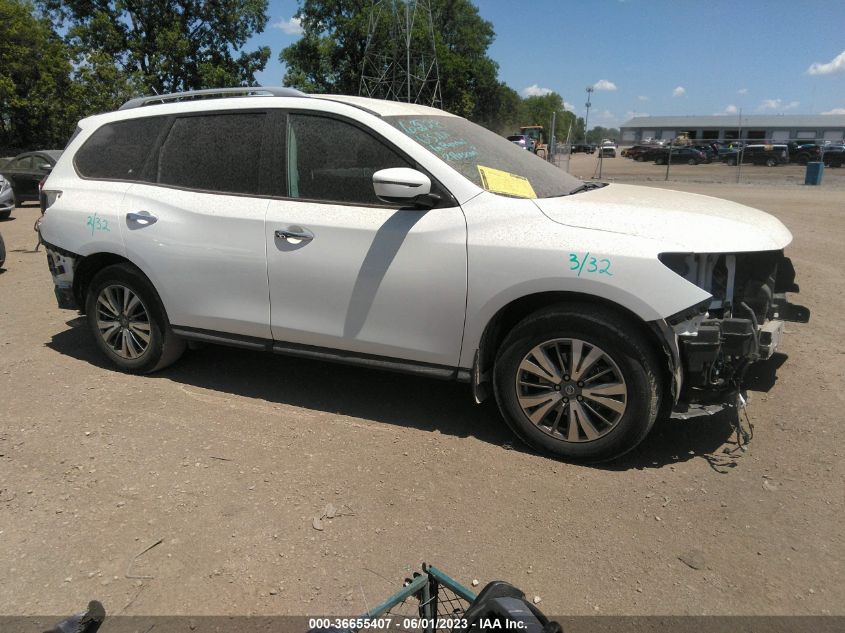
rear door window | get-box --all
[157,112,266,196]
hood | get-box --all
[532,183,792,252]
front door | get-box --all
[265,112,467,367]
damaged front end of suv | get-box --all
[659,249,809,406]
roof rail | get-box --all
[118,86,307,110]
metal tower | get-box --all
[359,0,442,107]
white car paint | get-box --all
[532,184,792,253]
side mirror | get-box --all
[372,167,439,209]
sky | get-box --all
[251,0,845,129]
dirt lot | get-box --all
[0,165,842,617]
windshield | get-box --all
[385,115,582,198]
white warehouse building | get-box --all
[619,114,845,144]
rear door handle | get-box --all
[126,211,157,228]
[275,226,314,244]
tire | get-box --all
[687,158,696,165]
[655,158,665,165]
[0,233,5,268]
[0,210,10,220]
[493,304,662,462]
[766,157,777,167]
[726,157,737,166]
[797,155,809,165]
[85,263,185,373]
[635,156,645,162]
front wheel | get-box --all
[85,263,185,373]
[493,305,662,462]
[687,158,697,165]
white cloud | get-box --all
[672,86,686,97]
[723,104,738,114]
[822,108,845,114]
[564,101,575,112]
[272,17,303,35]
[593,79,617,91]
[637,95,649,101]
[738,88,748,95]
[758,98,800,111]
[521,84,553,97]
[592,110,619,126]
[625,111,648,120]
[807,50,845,76]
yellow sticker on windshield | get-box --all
[477,165,537,199]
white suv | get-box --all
[39,87,808,461]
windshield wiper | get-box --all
[568,181,606,195]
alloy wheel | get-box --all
[95,284,151,359]
[514,338,628,443]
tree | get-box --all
[0,0,75,151]
[40,0,271,98]
[586,126,620,145]
[517,93,576,143]
[281,0,515,130]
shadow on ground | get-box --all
[44,318,791,471]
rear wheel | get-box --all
[85,263,185,373]
[493,305,662,462]
[765,157,777,167]
[635,155,645,162]
[726,157,737,166]
[687,158,696,165]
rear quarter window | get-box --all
[75,117,167,181]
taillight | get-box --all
[41,186,62,214]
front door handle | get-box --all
[126,211,157,228]
[275,226,314,244]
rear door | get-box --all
[264,111,468,367]
[3,155,36,199]
[121,111,273,340]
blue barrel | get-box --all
[805,161,824,185]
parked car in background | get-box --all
[654,147,706,165]
[787,142,822,165]
[599,145,616,158]
[0,175,14,219]
[507,134,536,153]
[691,145,717,163]
[822,145,845,167]
[0,150,62,206]
[625,145,656,161]
[570,143,595,154]
[722,144,789,167]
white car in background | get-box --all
[0,174,14,218]
[38,88,808,461]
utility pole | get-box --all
[359,0,442,107]
[584,86,594,144]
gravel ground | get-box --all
[0,172,842,617]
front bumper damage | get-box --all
[656,250,809,408]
